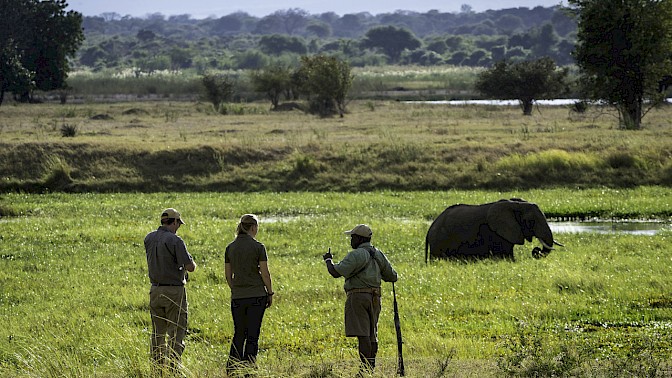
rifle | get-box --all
[393,282,405,376]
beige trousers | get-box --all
[149,285,188,368]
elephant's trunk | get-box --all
[533,237,564,259]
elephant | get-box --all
[425,199,563,262]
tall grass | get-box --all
[0,191,671,377]
[61,66,485,101]
[350,65,483,97]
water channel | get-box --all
[549,220,670,236]
[264,216,670,235]
[408,98,672,106]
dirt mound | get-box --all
[122,108,149,115]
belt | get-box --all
[347,287,381,295]
[151,283,184,286]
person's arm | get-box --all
[378,252,398,282]
[176,237,196,272]
[225,262,233,289]
[259,261,273,308]
[185,261,196,272]
[325,260,342,278]
[323,250,342,278]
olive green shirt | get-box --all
[334,242,398,292]
[225,234,268,299]
[144,226,194,285]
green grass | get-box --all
[1,83,672,375]
[1,190,671,377]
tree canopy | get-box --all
[297,55,353,117]
[71,6,577,73]
[569,0,672,129]
[475,57,568,115]
[0,0,83,104]
[250,64,293,109]
[360,26,422,63]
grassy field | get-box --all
[1,100,672,193]
[0,190,671,377]
[1,95,671,376]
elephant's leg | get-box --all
[431,238,455,258]
[490,239,515,260]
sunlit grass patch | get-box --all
[496,149,602,174]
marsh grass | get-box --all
[0,191,671,377]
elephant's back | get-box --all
[429,203,483,231]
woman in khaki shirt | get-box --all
[224,214,273,374]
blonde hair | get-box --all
[236,214,259,235]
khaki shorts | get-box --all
[344,289,381,338]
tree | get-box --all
[531,23,559,57]
[258,35,307,56]
[136,29,156,42]
[274,8,309,35]
[0,40,33,105]
[569,0,672,129]
[168,47,192,70]
[475,57,568,115]
[250,64,292,109]
[361,26,421,63]
[496,14,524,35]
[0,0,83,103]
[306,22,332,38]
[253,14,284,34]
[297,55,353,117]
[212,14,243,35]
[201,72,234,111]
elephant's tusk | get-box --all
[540,239,554,250]
[554,240,565,247]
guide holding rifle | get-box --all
[323,224,398,375]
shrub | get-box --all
[201,73,234,110]
[606,151,645,169]
[570,100,589,113]
[297,55,353,117]
[42,156,74,191]
[59,124,78,137]
[497,320,583,377]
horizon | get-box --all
[67,0,565,19]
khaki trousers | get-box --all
[149,285,188,368]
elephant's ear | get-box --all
[487,201,525,245]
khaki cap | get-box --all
[161,208,185,224]
[344,224,372,237]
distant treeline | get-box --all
[77,5,577,72]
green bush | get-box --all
[497,321,583,377]
[59,123,78,137]
[606,151,645,169]
[42,156,74,191]
[201,73,234,110]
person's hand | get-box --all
[323,249,333,261]
[266,293,273,308]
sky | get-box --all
[67,0,566,19]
